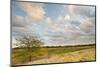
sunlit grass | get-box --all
[12,44,96,65]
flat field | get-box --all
[12,44,96,65]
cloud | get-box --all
[12,15,28,27]
[20,2,45,21]
[46,16,72,33]
[41,5,96,45]
[63,5,95,35]
[42,16,82,41]
[66,5,95,17]
[79,17,95,33]
[44,17,64,32]
[12,27,28,36]
[12,15,35,37]
[46,16,80,34]
[12,2,96,46]
[12,2,46,41]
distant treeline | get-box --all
[13,43,95,49]
[44,44,95,48]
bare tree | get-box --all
[15,35,44,61]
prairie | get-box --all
[12,44,96,65]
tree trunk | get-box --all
[29,55,32,62]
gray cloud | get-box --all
[12,15,35,37]
[12,16,27,27]
[79,17,95,33]
[67,5,95,18]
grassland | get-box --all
[12,44,96,65]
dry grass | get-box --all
[12,44,96,65]
[27,47,95,64]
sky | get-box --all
[12,1,96,47]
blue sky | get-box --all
[12,1,96,47]
[44,4,65,19]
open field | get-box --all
[12,44,96,65]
